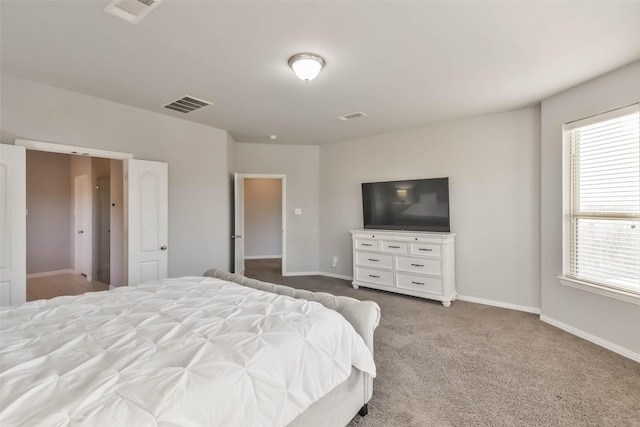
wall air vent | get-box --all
[338,112,367,121]
[163,96,212,114]
[104,0,162,24]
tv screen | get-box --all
[362,178,450,232]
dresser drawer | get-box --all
[381,241,408,254]
[396,256,442,276]
[355,267,394,287]
[355,239,379,251]
[396,273,443,294]
[410,242,442,258]
[356,252,393,269]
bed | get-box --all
[0,269,381,426]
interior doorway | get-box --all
[4,139,168,305]
[24,150,125,299]
[233,174,286,276]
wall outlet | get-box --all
[331,256,338,268]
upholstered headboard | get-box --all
[202,269,381,356]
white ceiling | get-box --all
[1,1,639,145]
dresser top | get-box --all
[350,229,456,241]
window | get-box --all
[562,104,640,300]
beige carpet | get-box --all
[245,258,640,427]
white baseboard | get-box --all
[283,271,320,277]
[456,294,541,314]
[319,271,353,281]
[284,271,355,281]
[26,269,74,279]
[244,255,283,260]
[540,315,640,363]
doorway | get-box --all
[3,140,169,306]
[233,174,286,276]
[25,151,125,298]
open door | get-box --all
[233,173,245,275]
[0,144,26,306]
[74,174,92,280]
[125,159,168,286]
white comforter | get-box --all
[0,277,375,426]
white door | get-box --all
[0,144,26,306]
[74,174,91,279]
[233,173,245,275]
[125,159,168,286]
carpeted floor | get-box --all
[245,258,640,427]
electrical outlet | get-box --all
[331,256,338,268]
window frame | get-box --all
[560,103,640,305]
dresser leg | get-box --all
[358,404,368,417]
[352,284,359,289]
[442,301,451,307]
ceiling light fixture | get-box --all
[288,53,325,82]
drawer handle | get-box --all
[411,281,425,285]
[368,274,380,278]
[368,258,379,262]
[411,263,424,267]
[361,243,373,247]
[419,248,433,252]
[388,245,401,249]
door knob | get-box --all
[78,230,84,234]
[160,246,167,250]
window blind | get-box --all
[566,104,640,293]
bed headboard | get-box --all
[202,269,380,355]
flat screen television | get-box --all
[362,177,450,232]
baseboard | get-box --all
[26,269,74,279]
[540,315,640,363]
[319,271,353,281]
[244,255,283,260]
[456,294,541,314]
[283,271,320,277]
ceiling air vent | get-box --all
[338,112,367,121]
[104,0,162,24]
[163,96,212,114]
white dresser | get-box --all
[350,229,456,307]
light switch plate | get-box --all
[294,208,302,215]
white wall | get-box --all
[244,178,282,258]
[1,75,231,277]
[25,150,72,274]
[319,107,541,311]
[235,143,320,274]
[540,60,640,357]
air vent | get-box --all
[104,0,161,24]
[163,96,212,114]
[338,112,367,121]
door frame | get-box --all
[15,139,133,160]
[15,139,134,288]
[235,173,287,276]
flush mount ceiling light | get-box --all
[288,53,325,82]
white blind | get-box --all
[566,104,640,293]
